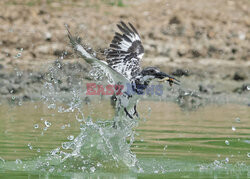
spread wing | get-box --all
[106,21,144,80]
[67,27,129,86]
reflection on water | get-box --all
[0,101,249,177]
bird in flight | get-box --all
[67,21,179,122]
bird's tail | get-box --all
[65,24,96,63]
[65,24,82,48]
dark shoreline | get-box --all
[0,59,249,110]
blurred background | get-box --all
[0,0,249,103]
[0,1,250,177]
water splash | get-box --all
[53,116,139,172]
[225,140,230,145]
[15,159,22,165]
[0,157,5,166]
[37,60,140,172]
[14,48,23,58]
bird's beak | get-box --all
[157,72,180,86]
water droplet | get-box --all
[247,153,250,158]
[235,117,240,123]
[213,160,220,166]
[67,135,74,141]
[225,157,229,163]
[57,62,61,68]
[81,166,86,171]
[45,32,52,40]
[15,53,22,58]
[34,124,39,129]
[225,140,230,145]
[90,166,96,173]
[15,159,22,164]
[48,103,56,109]
[44,120,51,127]
[14,48,23,58]
[0,157,5,165]
[99,128,104,135]
[62,142,71,149]
[58,106,64,113]
[238,32,246,40]
[51,148,60,155]
[232,126,236,131]
[27,143,33,150]
[138,167,144,173]
[16,71,22,77]
[49,167,55,173]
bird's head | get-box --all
[141,67,180,86]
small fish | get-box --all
[158,77,180,86]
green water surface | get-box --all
[0,101,249,178]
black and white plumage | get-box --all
[67,21,179,122]
[106,22,144,80]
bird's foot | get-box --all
[112,121,117,129]
[124,107,133,119]
[133,105,139,118]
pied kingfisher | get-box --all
[67,21,179,120]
